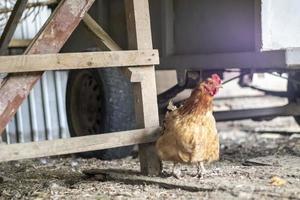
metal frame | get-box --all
[156,0,300,122]
[158,0,300,70]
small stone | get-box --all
[289,134,300,139]
[71,160,79,167]
[270,176,287,186]
[40,158,48,165]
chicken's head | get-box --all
[202,74,222,96]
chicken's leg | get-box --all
[172,162,182,179]
[195,161,207,178]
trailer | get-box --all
[65,0,300,159]
[0,0,300,176]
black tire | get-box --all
[66,68,136,160]
[287,71,300,125]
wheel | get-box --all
[66,68,136,160]
[287,71,300,125]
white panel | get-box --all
[262,0,300,50]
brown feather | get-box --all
[156,81,220,164]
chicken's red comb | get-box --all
[211,74,222,84]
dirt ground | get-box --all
[1,84,300,199]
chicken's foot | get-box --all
[167,100,177,111]
[172,162,182,179]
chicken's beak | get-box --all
[216,85,223,89]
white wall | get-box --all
[262,0,300,50]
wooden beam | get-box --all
[0,0,95,135]
[0,127,160,162]
[0,0,58,15]
[82,11,162,175]
[0,50,159,73]
[8,39,31,48]
[82,15,163,175]
[82,13,133,78]
[0,0,28,54]
[125,0,162,176]
[83,14,121,51]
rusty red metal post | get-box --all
[0,0,95,134]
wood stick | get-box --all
[0,0,57,14]
[82,12,162,175]
[8,39,31,48]
[0,50,159,73]
[83,14,121,51]
[125,0,162,176]
[0,0,28,54]
[0,127,160,162]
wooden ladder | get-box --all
[0,0,161,176]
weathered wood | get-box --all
[125,0,162,176]
[0,0,95,135]
[82,15,162,175]
[83,9,162,175]
[8,39,31,48]
[82,13,137,80]
[0,0,28,54]
[0,0,57,15]
[82,14,162,176]
[0,50,159,73]
[83,14,121,51]
[0,127,160,162]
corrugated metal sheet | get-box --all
[0,1,70,144]
[4,71,70,143]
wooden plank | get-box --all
[82,13,134,79]
[0,0,57,15]
[0,0,95,135]
[83,14,121,51]
[0,0,28,54]
[82,15,162,175]
[8,39,31,48]
[85,12,161,175]
[125,0,153,50]
[0,50,159,73]
[0,127,160,162]
[125,0,161,176]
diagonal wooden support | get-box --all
[0,0,95,135]
[125,0,162,176]
[0,0,28,54]
[83,14,122,51]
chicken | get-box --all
[155,74,222,178]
